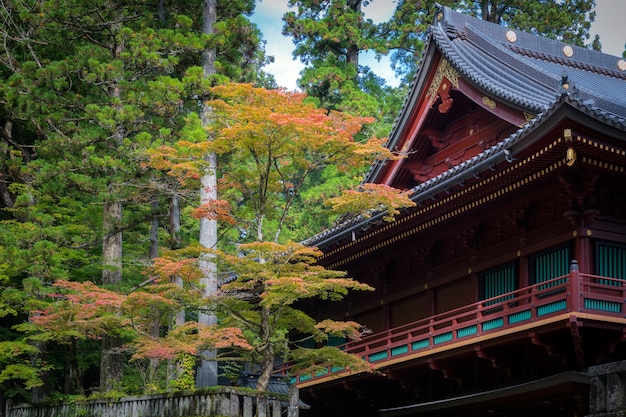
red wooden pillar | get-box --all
[518,254,529,289]
[573,229,592,274]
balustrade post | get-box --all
[287,384,299,417]
[257,397,267,417]
[569,260,581,312]
[272,399,281,417]
[229,391,240,417]
[243,396,253,417]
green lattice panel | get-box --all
[481,317,504,331]
[433,332,453,344]
[537,300,567,316]
[584,298,622,313]
[412,339,429,350]
[369,351,388,362]
[457,325,478,338]
[508,310,532,324]
[391,345,409,356]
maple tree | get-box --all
[145,82,415,391]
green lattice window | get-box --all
[531,245,570,290]
[481,263,516,305]
[595,241,626,286]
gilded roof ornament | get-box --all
[506,30,517,43]
[563,45,574,58]
[482,96,496,109]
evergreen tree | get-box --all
[0,0,270,401]
[283,0,384,115]
[284,0,598,108]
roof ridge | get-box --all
[507,44,626,81]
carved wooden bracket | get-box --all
[558,170,600,211]
[475,345,511,376]
[564,209,599,229]
[427,59,460,113]
[438,81,454,113]
[529,331,566,364]
[404,160,434,182]
[568,316,585,367]
[428,358,461,385]
[423,127,448,150]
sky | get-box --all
[251,0,626,91]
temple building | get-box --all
[279,4,626,417]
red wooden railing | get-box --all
[276,266,626,385]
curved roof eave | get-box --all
[304,95,626,250]
[364,33,441,184]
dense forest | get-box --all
[0,0,613,409]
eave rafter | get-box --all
[322,123,626,267]
[322,136,571,268]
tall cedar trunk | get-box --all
[29,333,49,402]
[148,202,160,384]
[149,201,159,259]
[196,0,219,388]
[0,121,15,209]
[255,307,274,392]
[100,11,125,391]
[101,195,123,391]
[167,194,185,385]
[347,0,361,68]
[169,194,182,249]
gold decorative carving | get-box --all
[523,112,535,122]
[482,96,496,109]
[427,59,460,109]
[563,45,574,58]
[566,147,577,166]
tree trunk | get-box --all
[102,199,123,285]
[100,335,124,392]
[167,193,185,385]
[196,0,219,388]
[100,197,123,392]
[100,9,125,391]
[150,201,159,259]
[100,198,124,391]
[169,193,182,249]
[347,0,361,68]
[255,307,274,392]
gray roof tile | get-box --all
[305,5,626,249]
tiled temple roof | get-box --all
[434,4,626,118]
[305,5,626,250]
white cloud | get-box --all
[592,0,625,57]
[250,0,303,91]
